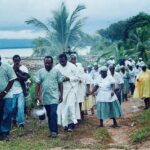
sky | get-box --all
[0,0,150,39]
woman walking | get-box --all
[133,63,150,109]
[90,66,122,128]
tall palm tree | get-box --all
[26,2,86,54]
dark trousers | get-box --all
[122,93,128,101]
[44,104,58,134]
[0,98,13,136]
[129,83,135,95]
[0,100,4,125]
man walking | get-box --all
[35,56,64,138]
[0,56,16,141]
[12,55,30,127]
[55,54,80,132]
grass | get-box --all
[130,108,150,143]
[93,128,113,144]
[0,117,112,150]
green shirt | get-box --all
[35,67,64,105]
[0,63,16,98]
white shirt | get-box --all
[125,60,131,67]
[137,61,144,67]
[110,72,123,90]
[134,67,141,77]
[12,65,28,94]
[55,62,79,84]
[128,69,135,83]
[95,75,118,102]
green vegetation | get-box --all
[131,109,150,143]
[26,2,86,56]
[97,12,150,42]
[95,12,150,65]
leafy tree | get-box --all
[97,21,126,41]
[124,12,150,40]
[26,2,86,55]
[97,12,150,42]
[122,25,150,62]
[96,12,150,64]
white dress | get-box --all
[75,63,86,103]
[55,62,80,127]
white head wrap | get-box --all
[100,66,108,71]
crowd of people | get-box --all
[0,53,150,141]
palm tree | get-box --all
[125,26,150,62]
[26,2,86,54]
[90,36,125,64]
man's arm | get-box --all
[86,84,90,96]
[0,79,15,100]
[35,83,41,103]
[111,84,115,97]
[58,82,63,102]
[15,69,30,81]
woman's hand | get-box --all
[111,91,115,97]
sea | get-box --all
[0,46,91,63]
[0,48,33,58]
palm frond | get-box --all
[66,17,86,45]
[68,4,86,28]
[25,17,50,32]
[50,3,69,50]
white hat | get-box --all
[120,65,125,69]
[93,62,98,66]
[141,62,146,67]
[110,56,114,59]
[100,66,108,71]
[115,65,120,72]
[128,58,132,61]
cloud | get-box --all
[0,0,150,36]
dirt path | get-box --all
[79,98,145,150]
[105,98,144,149]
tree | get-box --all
[26,2,86,55]
[97,12,150,65]
[97,21,126,41]
[125,26,150,62]
[97,12,150,42]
